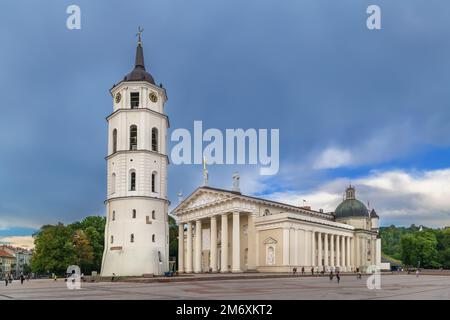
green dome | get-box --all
[335,198,368,218]
[334,185,368,219]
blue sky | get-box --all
[1,0,450,239]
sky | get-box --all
[1,0,450,242]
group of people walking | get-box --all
[3,273,28,286]
[292,266,366,284]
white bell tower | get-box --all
[101,29,169,276]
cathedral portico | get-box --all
[177,206,254,274]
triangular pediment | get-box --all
[174,188,234,214]
[263,237,278,244]
[184,193,227,209]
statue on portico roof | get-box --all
[232,172,240,193]
[202,157,209,187]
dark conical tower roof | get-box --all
[123,31,155,84]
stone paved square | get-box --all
[1,275,449,300]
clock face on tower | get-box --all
[149,92,158,103]
[115,92,121,103]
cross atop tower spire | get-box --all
[121,26,155,84]
[136,26,144,46]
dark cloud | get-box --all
[1,0,449,230]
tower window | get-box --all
[152,210,156,220]
[151,172,157,193]
[111,173,116,194]
[111,235,114,244]
[152,234,156,242]
[130,125,137,150]
[130,234,134,243]
[132,209,136,219]
[112,129,117,153]
[130,170,136,191]
[151,128,158,152]
[112,211,115,221]
[130,92,139,109]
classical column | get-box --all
[282,228,290,266]
[232,211,241,273]
[221,214,229,273]
[324,233,329,268]
[186,222,193,273]
[317,232,322,268]
[330,234,335,268]
[336,235,340,268]
[355,236,360,268]
[210,216,218,272]
[350,237,356,269]
[346,237,351,270]
[247,214,256,270]
[194,220,202,273]
[341,236,346,271]
[311,231,316,266]
[178,223,185,273]
[303,231,308,266]
[294,229,299,266]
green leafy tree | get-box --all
[169,215,178,262]
[73,229,94,272]
[400,234,417,267]
[22,264,32,275]
[436,228,450,268]
[31,216,106,275]
[77,216,105,273]
[31,223,76,275]
[400,231,440,268]
[415,231,439,268]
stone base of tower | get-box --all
[101,246,169,277]
[100,199,170,277]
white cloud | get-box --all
[0,236,35,249]
[313,147,353,169]
[312,124,422,170]
[261,168,450,227]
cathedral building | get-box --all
[101,32,169,276]
[173,178,381,273]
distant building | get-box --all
[14,249,32,275]
[0,249,15,278]
[173,182,381,273]
[0,245,32,276]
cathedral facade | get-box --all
[101,33,170,276]
[173,183,381,273]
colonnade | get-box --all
[311,231,355,271]
[178,211,254,273]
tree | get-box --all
[436,228,450,268]
[31,223,76,275]
[31,216,106,275]
[73,229,94,272]
[75,216,105,273]
[400,231,440,268]
[169,215,178,262]
[400,234,417,267]
[22,264,32,275]
[415,231,439,268]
